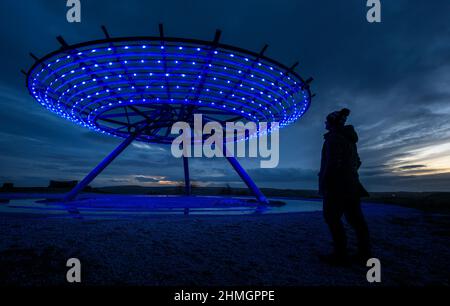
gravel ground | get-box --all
[0,203,449,286]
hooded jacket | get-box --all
[318,125,368,198]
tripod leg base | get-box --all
[64,132,139,201]
[225,155,268,205]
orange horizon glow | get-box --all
[389,142,450,176]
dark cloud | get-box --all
[134,176,162,183]
[398,165,426,170]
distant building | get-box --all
[48,180,92,192]
[1,182,14,191]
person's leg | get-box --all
[323,197,347,256]
[344,198,371,257]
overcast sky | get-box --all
[0,0,449,191]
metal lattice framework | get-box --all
[26,28,312,144]
[24,26,313,204]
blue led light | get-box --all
[26,38,311,143]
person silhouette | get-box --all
[318,108,371,265]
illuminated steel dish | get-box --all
[26,33,312,144]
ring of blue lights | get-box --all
[27,37,312,144]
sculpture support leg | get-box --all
[64,131,140,201]
[183,156,191,196]
[224,155,268,205]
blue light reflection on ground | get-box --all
[0,195,322,219]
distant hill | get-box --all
[94,185,322,199]
[1,185,449,213]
